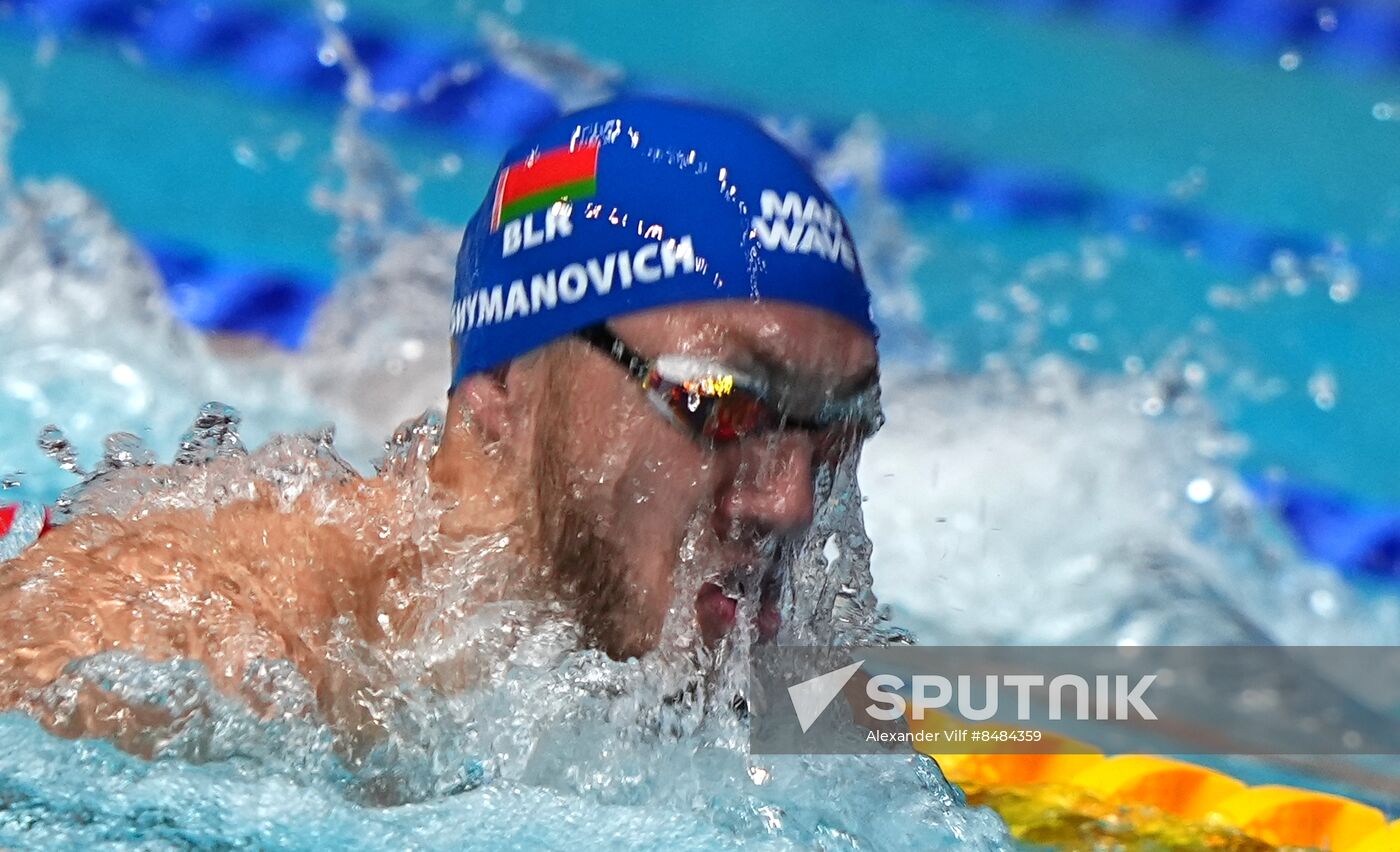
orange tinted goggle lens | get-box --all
[704,391,773,441]
[648,369,869,459]
[650,371,776,443]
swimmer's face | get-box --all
[531,302,879,659]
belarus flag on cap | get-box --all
[490,140,601,231]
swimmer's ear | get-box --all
[456,365,516,443]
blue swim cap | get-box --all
[450,96,876,389]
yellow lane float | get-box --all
[912,711,1396,850]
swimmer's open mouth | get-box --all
[696,563,782,644]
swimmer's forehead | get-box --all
[612,302,879,395]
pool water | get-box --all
[1,1,1398,848]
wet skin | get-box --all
[0,300,878,750]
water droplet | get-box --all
[276,131,305,162]
[376,411,444,475]
[1309,588,1338,617]
[34,33,57,67]
[175,402,246,466]
[1307,369,1337,411]
[1185,478,1215,504]
[109,362,139,386]
[1269,249,1299,278]
[1278,50,1301,71]
[823,535,842,566]
[974,301,1003,323]
[37,424,84,476]
[99,432,155,472]
[1328,276,1357,303]
[1167,165,1208,200]
[233,140,263,171]
[1316,7,1338,31]
[117,41,145,67]
[1207,284,1248,310]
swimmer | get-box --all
[0,98,881,750]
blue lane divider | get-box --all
[983,0,1400,76]
[7,0,1397,290]
[12,0,560,144]
[862,138,1385,284]
[1251,478,1400,580]
[146,237,329,349]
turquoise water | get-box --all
[1,1,1399,848]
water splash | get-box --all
[478,14,621,112]
[173,402,247,466]
[2,390,1005,846]
[865,357,1400,648]
[36,424,83,477]
[811,115,940,368]
[96,432,157,474]
[0,120,344,502]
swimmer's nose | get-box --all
[717,432,817,536]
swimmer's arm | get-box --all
[0,490,390,747]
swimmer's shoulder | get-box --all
[0,472,405,698]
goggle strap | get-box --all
[576,323,651,383]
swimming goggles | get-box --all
[575,323,881,456]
